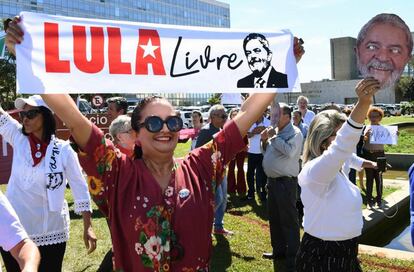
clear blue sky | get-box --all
[221,0,414,83]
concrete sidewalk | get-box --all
[359,244,414,261]
[360,177,414,260]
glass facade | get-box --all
[0,0,229,28]
[0,0,230,105]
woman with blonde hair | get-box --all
[296,78,380,272]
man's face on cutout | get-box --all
[356,23,411,89]
[245,39,272,76]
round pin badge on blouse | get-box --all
[178,188,190,199]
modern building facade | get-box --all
[330,37,359,80]
[0,0,229,28]
[279,80,395,105]
[0,0,230,106]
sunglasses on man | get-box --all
[215,113,228,119]
[138,116,183,133]
[19,109,41,120]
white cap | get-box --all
[15,95,51,111]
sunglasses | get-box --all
[19,109,41,120]
[215,113,228,119]
[138,116,183,133]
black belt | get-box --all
[363,149,384,154]
[268,176,297,182]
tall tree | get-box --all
[0,22,18,110]
[395,76,414,101]
[207,93,221,105]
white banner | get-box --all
[221,93,243,105]
[370,125,398,145]
[16,12,300,94]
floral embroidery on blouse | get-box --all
[206,133,225,194]
[94,138,117,175]
[134,205,173,272]
[87,176,104,196]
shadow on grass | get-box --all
[227,194,269,221]
[210,235,231,272]
[211,234,257,271]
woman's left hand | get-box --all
[293,37,305,63]
[83,226,97,254]
[355,77,380,104]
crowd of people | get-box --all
[1,12,413,272]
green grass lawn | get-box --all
[381,115,414,125]
[2,180,411,271]
[174,140,192,158]
[385,128,414,153]
[63,188,410,271]
[1,129,413,271]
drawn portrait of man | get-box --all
[356,13,412,89]
[237,33,288,88]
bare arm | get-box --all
[10,239,40,272]
[82,211,97,254]
[362,160,377,169]
[5,18,92,148]
[41,94,92,148]
[234,37,304,137]
[233,93,276,137]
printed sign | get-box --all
[370,125,398,145]
[16,12,300,94]
[92,95,104,107]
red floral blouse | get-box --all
[78,120,245,272]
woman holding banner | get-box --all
[49,95,277,272]
[6,18,304,271]
[297,77,380,271]
[0,95,96,272]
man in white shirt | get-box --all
[0,191,40,272]
[297,96,315,127]
[245,115,270,202]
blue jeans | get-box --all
[214,176,228,230]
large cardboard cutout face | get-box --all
[356,14,412,89]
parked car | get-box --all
[385,105,401,116]
[179,106,200,128]
[126,98,141,108]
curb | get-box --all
[360,178,413,257]
[359,244,414,261]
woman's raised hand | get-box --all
[4,16,23,56]
[355,77,380,104]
